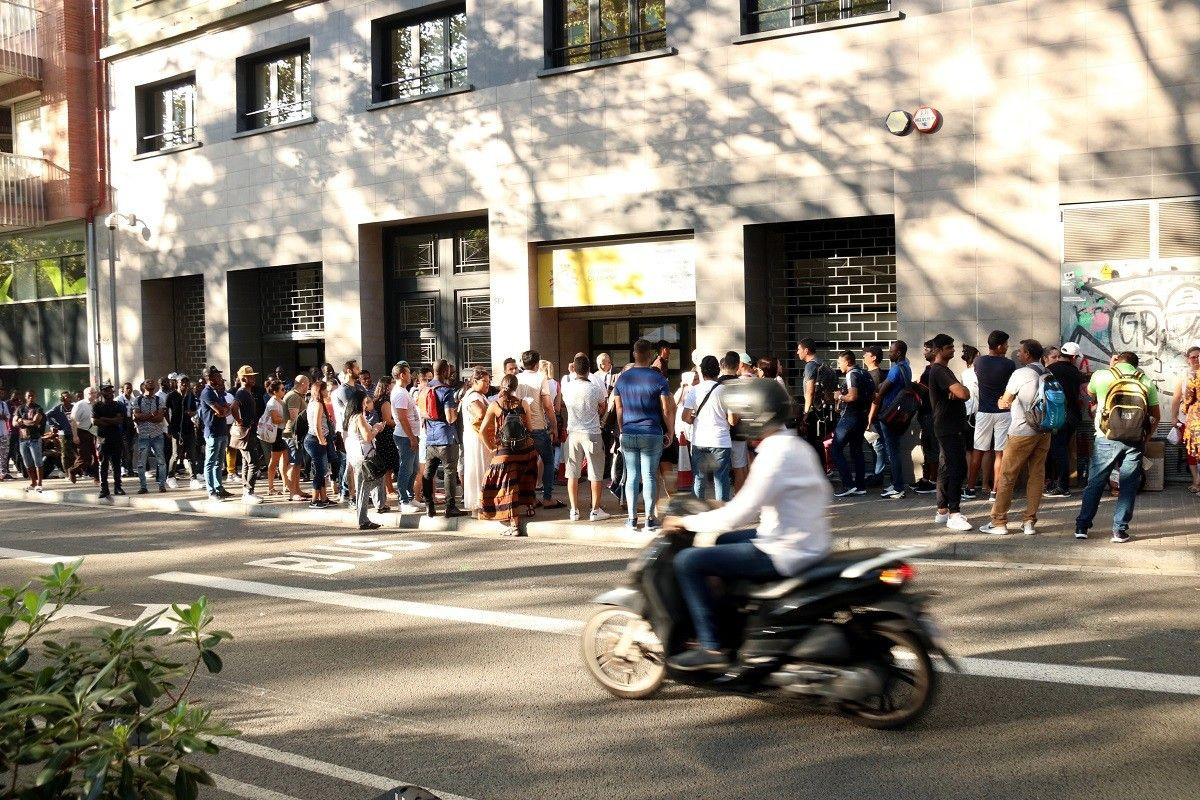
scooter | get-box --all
[581,497,957,729]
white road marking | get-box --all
[152,572,584,635]
[0,546,80,565]
[914,558,1200,577]
[54,603,181,631]
[156,571,1200,698]
[210,774,305,800]
[213,736,480,800]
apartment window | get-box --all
[374,6,467,102]
[0,108,12,154]
[238,43,311,131]
[136,76,196,153]
[745,0,890,33]
[550,0,666,67]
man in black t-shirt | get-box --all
[233,366,265,503]
[927,334,972,530]
[912,340,939,493]
[93,382,127,499]
[1045,342,1086,496]
[165,376,184,484]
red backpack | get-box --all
[422,385,443,422]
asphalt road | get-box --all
[1,501,1198,800]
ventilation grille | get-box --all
[1159,199,1200,259]
[1063,204,1151,261]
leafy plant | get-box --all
[0,561,237,799]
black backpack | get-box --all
[813,363,840,410]
[293,403,309,441]
[498,402,529,447]
[850,367,876,410]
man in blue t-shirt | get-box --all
[867,339,913,498]
[613,338,674,532]
[422,359,465,518]
[197,366,232,501]
[967,329,1017,500]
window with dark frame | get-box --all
[136,76,196,154]
[549,0,667,68]
[238,43,311,131]
[744,0,890,34]
[373,5,467,103]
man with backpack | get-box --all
[1075,351,1160,543]
[867,340,915,499]
[830,351,875,498]
[422,359,466,518]
[981,339,1056,535]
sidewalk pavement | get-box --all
[1,474,1198,573]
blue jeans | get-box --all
[333,434,348,497]
[1048,419,1077,492]
[691,446,732,502]
[831,407,868,490]
[1076,436,1144,536]
[304,435,329,492]
[393,433,416,504]
[137,432,166,490]
[530,428,556,501]
[18,438,43,470]
[620,433,663,522]
[675,530,782,650]
[870,420,889,476]
[204,434,227,495]
[880,420,908,493]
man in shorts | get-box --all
[562,355,611,521]
[967,330,1017,501]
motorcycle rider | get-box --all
[662,379,832,671]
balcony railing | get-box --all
[0,152,51,230]
[0,1,39,82]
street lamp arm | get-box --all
[105,212,138,230]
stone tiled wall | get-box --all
[96,0,1200,381]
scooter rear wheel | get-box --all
[842,626,935,730]
[581,608,666,700]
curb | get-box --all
[2,484,1196,573]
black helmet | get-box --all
[722,378,792,440]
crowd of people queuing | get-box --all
[0,334,1197,540]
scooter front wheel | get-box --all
[581,607,666,700]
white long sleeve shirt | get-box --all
[681,428,831,576]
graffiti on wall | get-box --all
[1061,264,1200,408]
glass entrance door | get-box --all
[589,315,695,384]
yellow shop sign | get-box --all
[537,237,696,308]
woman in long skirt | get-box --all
[479,374,539,536]
[459,367,493,515]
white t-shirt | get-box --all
[265,396,284,430]
[409,386,426,442]
[224,391,236,426]
[563,378,606,435]
[684,379,731,448]
[516,370,549,430]
[962,365,979,417]
[1005,364,1044,438]
[69,400,95,434]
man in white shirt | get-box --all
[562,355,611,522]
[982,339,1053,535]
[591,352,614,392]
[516,349,563,509]
[68,386,98,483]
[682,355,734,502]
[663,378,831,671]
[389,361,424,513]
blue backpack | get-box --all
[1025,366,1066,432]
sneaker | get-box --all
[568,508,580,521]
[359,521,382,530]
[208,493,222,502]
[444,507,466,518]
[410,500,427,511]
[242,492,263,505]
[625,518,639,531]
[668,647,731,672]
[1111,531,1131,543]
[1044,488,1071,498]
[910,480,936,494]
[988,491,997,503]
[308,500,328,509]
[399,503,423,514]
[945,513,973,531]
[166,477,178,490]
[1022,521,1037,536]
[33,486,43,493]
[834,488,859,498]
[217,489,234,499]
[375,506,391,514]
[589,508,612,521]
[880,488,906,500]
[934,511,949,524]
[189,478,203,490]
[979,521,1010,535]
[962,487,978,500]
[114,487,126,496]
[1074,529,1089,540]
[98,491,110,500]
[137,488,148,495]
[644,517,661,532]
[159,485,167,493]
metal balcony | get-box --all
[0,152,50,230]
[0,1,39,84]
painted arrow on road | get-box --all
[53,603,183,632]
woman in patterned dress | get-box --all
[1172,345,1200,493]
[478,374,539,536]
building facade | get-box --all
[0,0,103,404]
[98,0,1199,416]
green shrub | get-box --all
[0,561,237,799]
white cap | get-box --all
[1060,342,1081,357]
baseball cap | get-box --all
[739,352,753,365]
[1060,342,1081,357]
[99,380,114,390]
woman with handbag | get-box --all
[260,379,290,497]
[345,392,386,530]
[303,380,334,509]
